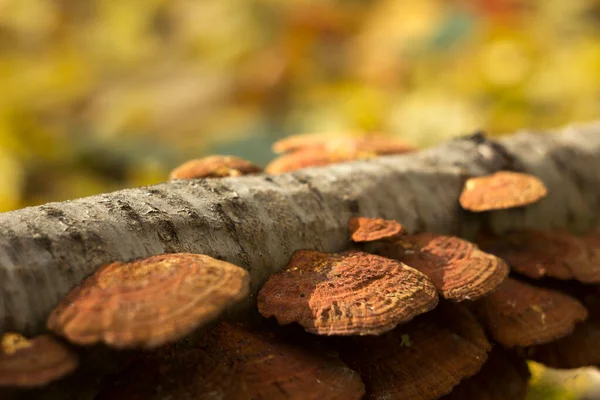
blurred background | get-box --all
[0,0,599,212]
[1,0,600,397]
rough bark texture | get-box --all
[1,122,600,335]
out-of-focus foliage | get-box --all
[0,0,599,212]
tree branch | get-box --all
[2,122,600,335]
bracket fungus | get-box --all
[459,171,548,212]
[169,155,262,180]
[198,322,366,400]
[472,277,588,348]
[477,230,600,283]
[47,253,250,348]
[348,216,406,243]
[0,333,78,388]
[266,135,415,174]
[257,250,438,335]
[375,233,509,302]
[441,348,530,400]
[271,133,416,155]
[336,303,491,400]
[99,322,366,400]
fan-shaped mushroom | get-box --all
[459,171,548,212]
[348,217,406,243]
[0,333,78,387]
[335,302,491,400]
[47,253,250,348]
[375,233,509,302]
[257,250,438,335]
[169,155,262,180]
[441,348,530,400]
[477,230,600,283]
[97,322,365,400]
[472,277,588,348]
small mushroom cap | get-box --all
[477,230,600,283]
[169,155,262,180]
[441,348,530,400]
[348,217,406,243]
[472,277,588,348]
[265,147,351,174]
[0,333,78,387]
[525,319,600,369]
[200,322,366,400]
[257,250,439,335]
[47,253,250,348]
[336,302,491,400]
[376,233,509,302]
[272,133,415,155]
[459,171,548,212]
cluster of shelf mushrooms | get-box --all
[2,134,600,399]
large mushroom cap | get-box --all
[472,277,588,348]
[336,302,491,400]
[257,250,438,335]
[441,348,530,400]
[525,319,600,369]
[265,147,350,174]
[0,333,78,387]
[478,230,600,283]
[348,216,406,243]
[375,233,509,302]
[459,171,548,212]
[47,253,250,348]
[96,345,248,400]
[99,322,366,400]
[169,155,262,180]
[200,322,366,400]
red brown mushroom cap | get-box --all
[348,217,406,243]
[441,348,530,400]
[99,322,365,400]
[459,171,548,212]
[525,319,600,369]
[169,155,262,180]
[477,230,600,283]
[0,333,78,387]
[257,250,439,335]
[201,322,366,400]
[376,233,509,302]
[96,345,248,400]
[336,302,491,400]
[47,253,250,348]
[472,277,588,348]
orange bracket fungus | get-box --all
[336,303,491,400]
[47,253,250,348]
[348,216,406,243]
[375,233,509,302]
[98,322,366,400]
[441,348,530,400]
[257,250,438,335]
[266,134,416,174]
[472,277,588,348]
[0,333,78,388]
[272,133,416,155]
[169,155,262,180]
[477,229,600,283]
[459,171,548,212]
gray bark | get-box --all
[1,122,600,335]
